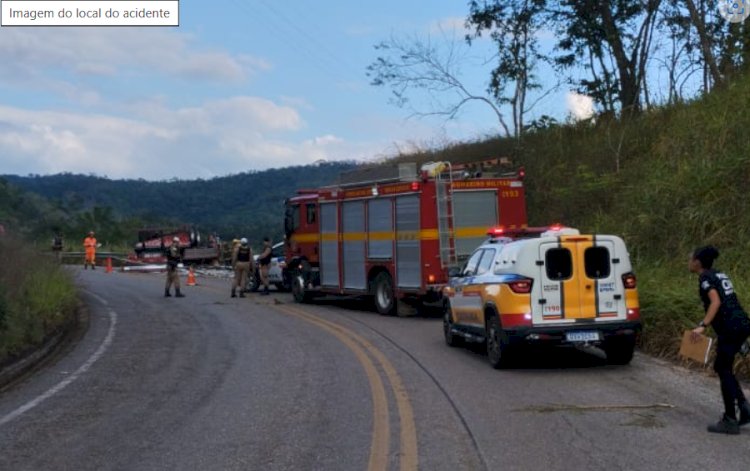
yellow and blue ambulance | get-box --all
[443,226,641,368]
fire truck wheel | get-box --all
[372,272,395,315]
[486,314,510,369]
[292,261,312,303]
[443,302,461,347]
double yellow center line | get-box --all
[275,304,418,471]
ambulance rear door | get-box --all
[532,238,625,323]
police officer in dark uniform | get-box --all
[690,245,750,434]
[52,231,64,262]
[165,236,185,298]
[258,237,273,296]
[231,237,253,298]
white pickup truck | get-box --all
[246,242,289,292]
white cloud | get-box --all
[280,96,314,111]
[0,28,269,84]
[566,92,595,121]
[0,94,509,180]
[0,97,360,179]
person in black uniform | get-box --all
[690,245,750,434]
[51,231,64,262]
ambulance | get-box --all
[443,226,641,368]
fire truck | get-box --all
[130,226,221,265]
[283,159,530,315]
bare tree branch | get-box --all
[367,33,512,136]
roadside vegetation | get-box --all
[394,73,750,374]
[0,236,78,366]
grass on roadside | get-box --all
[0,237,78,365]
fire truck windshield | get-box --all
[284,203,299,236]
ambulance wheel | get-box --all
[443,302,461,347]
[486,315,510,369]
[604,336,635,365]
[373,272,395,315]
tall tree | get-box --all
[466,0,551,138]
[682,0,724,89]
[553,0,662,114]
[654,1,703,103]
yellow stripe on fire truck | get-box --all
[308,230,443,243]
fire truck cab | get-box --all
[283,160,529,315]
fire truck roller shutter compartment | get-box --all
[320,203,340,288]
[368,198,393,259]
[452,191,499,258]
[343,201,367,290]
[396,195,421,288]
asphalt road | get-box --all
[0,268,748,470]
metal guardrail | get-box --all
[56,251,129,258]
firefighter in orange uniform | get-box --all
[83,231,97,269]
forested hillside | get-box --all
[4,161,355,246]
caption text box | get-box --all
[1,1,179,27]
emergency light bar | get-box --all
[487,226,505,237]
[540,224,581,237]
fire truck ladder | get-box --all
[435,162,457,268]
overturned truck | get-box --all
[131,226,221,265]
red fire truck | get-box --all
[283,160,529,315]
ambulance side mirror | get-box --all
[448,266,462,278]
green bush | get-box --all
[0,237,77,363]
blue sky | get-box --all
[0,0,571,180]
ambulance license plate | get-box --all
[566,331,600,342]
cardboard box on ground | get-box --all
[678,330,713,365]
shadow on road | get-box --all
[308,295,443,318]
[460,343,613,371]
[304,295,618,371]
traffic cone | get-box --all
[105,257,113,274]
[187,267,197,286]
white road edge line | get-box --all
[0,298,118,427]
[87,292,109,306]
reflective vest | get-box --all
[237,246,251,262]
